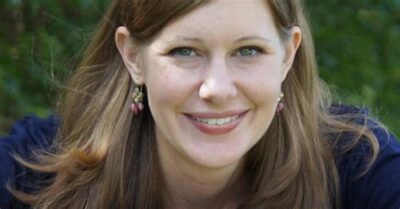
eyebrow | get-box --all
[165,35,271,44]
[235,35,272,43]
[166,36,205,44]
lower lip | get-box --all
[185,112,247,135]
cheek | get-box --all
[238,60,283,102]
[143,59,197,113]
[239,64,282,135]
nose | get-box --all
[199,59,237,102]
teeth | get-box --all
[192,115,239,125]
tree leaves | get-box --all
[308,0,400,135]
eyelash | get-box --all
[167,46,266,58]
[168,47,199,57]
[234,46,265,57]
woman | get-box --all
[1,0,399,208]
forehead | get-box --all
[152,0,280,44]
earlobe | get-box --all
[115,26,144,84]
[281,26,302,82]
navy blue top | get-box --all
[1,109,400,209]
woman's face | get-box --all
[119,0,300,169]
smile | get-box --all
[184,111,248,135]
[191,115,240,126]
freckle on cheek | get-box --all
[164,75,169,81]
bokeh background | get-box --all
[0,0,399,136]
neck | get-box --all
[158,147,248,209]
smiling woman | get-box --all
[115,0,299,172]
[0,0,400,209]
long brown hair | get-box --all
[11,0,379,208]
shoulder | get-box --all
[332,106,400,209]
[0,115,59,150]
[0,115,59,208]
[0,115,59,163]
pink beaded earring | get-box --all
[131,85,144,115]
[276,93,284,114]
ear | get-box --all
[115,26,145,85]
[280,26,302,82]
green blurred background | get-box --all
[0,0,399,136]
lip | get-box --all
[185,110,247,119]
[184,110,248,135]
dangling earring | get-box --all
[131,85,144,115]
[276,93,284,114]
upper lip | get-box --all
[184,110,248,119]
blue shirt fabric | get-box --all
[0,115,58,209]
[0,111,400,209]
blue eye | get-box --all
[169,47,197,57]
[235,46,263,57]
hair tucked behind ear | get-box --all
[10,0,379,209]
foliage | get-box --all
[307,0,400,136]
[0,0,108,133]
[0,0,399,136]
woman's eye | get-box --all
[169,47,198,57]
[235,46,263,57]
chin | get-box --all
[182,140,250,169]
